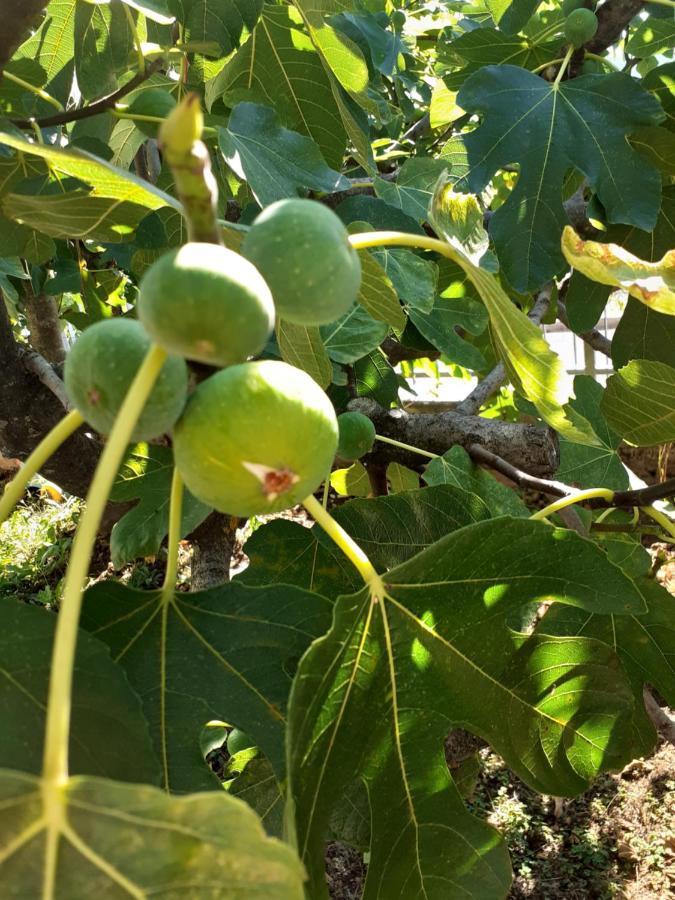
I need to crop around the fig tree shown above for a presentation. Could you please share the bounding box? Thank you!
[241,199,362,326]
[64,319,188,440]
[173,360,338,516]
[138,243,275,367]
[336,411,376,461]
[564,8,598,47]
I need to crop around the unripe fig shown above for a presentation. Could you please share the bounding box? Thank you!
[242,199,362,326]
[64,319,188,440]
[336,411,376,461]
[564,8,598,47]
[173,360,338,517]
[138,243,275,367]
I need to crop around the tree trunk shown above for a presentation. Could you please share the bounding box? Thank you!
[190,513,240,591]
[350,398,559,477]
[23,286,67,365]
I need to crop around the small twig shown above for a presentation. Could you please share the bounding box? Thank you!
[10,58,164,129]
[20,348,70,410]
[557,297,612,358]
[469,444,675,510]
[456,283,553,416]
[467,444,573,498]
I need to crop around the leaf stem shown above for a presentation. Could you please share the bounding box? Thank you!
[530,487,615,521]
[42,344,168,785]
[321,469,331,510]
[123,2,145,75]
[302,494,383,593]
[1,70,64,111]
[531,58,564,74]
[583,52,619,70]
[375,433,439,460]
[162,467,183,600]
[554,44,575,87]
[0,409,84,525]
[644,505,675,539]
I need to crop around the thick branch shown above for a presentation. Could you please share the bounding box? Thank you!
[19,348,69,409]
[467,444,572,497]
[190,513,239,590]
[11,58,164,129]
[587,0,645,53]
[557,297,612,358]
[455,283,553,416]
[381,336,440,365]
[0,1,48,73]
[349,398,560,476]
[23,284,67,365]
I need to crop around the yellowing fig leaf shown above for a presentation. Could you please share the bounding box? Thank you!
[562,226,675,316]
[0,770,304,898]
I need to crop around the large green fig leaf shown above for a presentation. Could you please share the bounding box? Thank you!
[109,445,211,569]
[168,0,263,55]
[288,518,647,898]
[0,771,304,898]
[206,4,346,168]
[0,599,159,785]
[218,102,348,207]
[455,67,664,291]
[80,581,331,793]
[241,484,492,595]
[541,536,675,753]
[602,359,675,446]
[440,25,561,84]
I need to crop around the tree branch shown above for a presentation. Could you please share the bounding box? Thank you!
[381,336,440,365]
[10,58,164,129]
[467,444,572,497]
[349,397,560,476]
[0,1,48,74]
[557,297,612,358]
[19,348,70,410]
[586,0,645,54]
[455,283,553,416]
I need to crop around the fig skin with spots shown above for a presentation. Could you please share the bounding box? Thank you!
[138,243,275,367]
[241,199,362,326]
[64,319,188,440]
[173,360,338,517]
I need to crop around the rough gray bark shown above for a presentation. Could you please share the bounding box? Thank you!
[350,397,560,477]
[587,0,644,53]
[23,286,67,365]
[190,513,239,591]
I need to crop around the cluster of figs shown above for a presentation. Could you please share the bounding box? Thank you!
[65,199,377,517]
